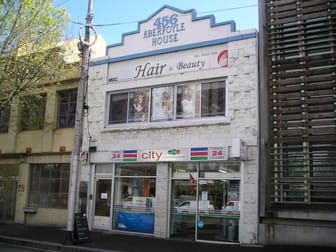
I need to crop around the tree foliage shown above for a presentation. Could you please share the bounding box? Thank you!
[0,0,69,109]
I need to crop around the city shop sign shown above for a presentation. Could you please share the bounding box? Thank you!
[143,14,186,47]
[110,147,230,163]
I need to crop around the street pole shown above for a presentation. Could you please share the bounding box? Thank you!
[65,0,93,244]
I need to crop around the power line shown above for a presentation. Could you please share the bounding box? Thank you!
[69,4,258,28]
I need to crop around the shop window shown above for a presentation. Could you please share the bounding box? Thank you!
[0,103,10,133]
[128,90,149,122]
[20,94,46,131]
[170,162,240,242]
[151,86,174,121]
[107,79,226,125]
[57,89,77,128]
[113,164,156,234]
[176,84,200,119]
[28,164,70,209]
[201,81,226,117]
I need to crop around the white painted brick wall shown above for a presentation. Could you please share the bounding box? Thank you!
[85,37,258,243]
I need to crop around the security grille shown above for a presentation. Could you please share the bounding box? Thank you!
[267,0,336,205]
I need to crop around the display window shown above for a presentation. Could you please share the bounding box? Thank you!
[112,164,156,234]
[170,162,240,243]
[128,89,149,122]
[107,79,226,125]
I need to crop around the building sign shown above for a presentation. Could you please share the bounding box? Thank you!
[111,146,229,162]
[143,13,186,47]
[108,46,228,83]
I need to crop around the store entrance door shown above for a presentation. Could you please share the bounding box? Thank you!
[93,178,112,230]
[170,162,240,243]
[196,179,239,242]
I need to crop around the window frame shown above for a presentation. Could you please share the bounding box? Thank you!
[28,163,70,209]
[57,89,77,128]
[20,94,47,131]
[106,78,226,127]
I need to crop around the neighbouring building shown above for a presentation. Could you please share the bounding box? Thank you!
[0,37,106,226]
[82,5,258,244]
[259,0,336,247]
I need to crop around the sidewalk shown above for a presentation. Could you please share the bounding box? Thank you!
[0,222,334,252]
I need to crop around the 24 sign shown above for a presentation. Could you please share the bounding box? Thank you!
[209,147,227,160]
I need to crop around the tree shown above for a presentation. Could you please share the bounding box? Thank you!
[0,0,69,109]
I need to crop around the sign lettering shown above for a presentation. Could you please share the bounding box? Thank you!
[143,14,186,47]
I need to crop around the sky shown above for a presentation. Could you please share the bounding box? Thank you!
[53,0,259,46]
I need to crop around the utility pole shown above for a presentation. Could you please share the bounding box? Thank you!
[65,0,93,244]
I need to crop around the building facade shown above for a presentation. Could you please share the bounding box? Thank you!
[0,37,106,226]
[82,6,258,244]
[259,0,336,246]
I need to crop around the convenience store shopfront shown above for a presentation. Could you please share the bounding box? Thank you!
[84,5,258,245]
[91,146,243,243]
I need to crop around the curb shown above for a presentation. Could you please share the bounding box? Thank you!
[0,235,118,252]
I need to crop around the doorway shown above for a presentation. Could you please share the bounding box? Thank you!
[170,162,240,243]
[0,165,18,222]
[93,178,112,230]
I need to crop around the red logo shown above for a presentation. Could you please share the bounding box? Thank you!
[217,50,228,67]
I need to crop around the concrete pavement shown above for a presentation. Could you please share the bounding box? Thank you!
[0,222,334,252]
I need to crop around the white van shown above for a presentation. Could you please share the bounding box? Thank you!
[176,200,214,212]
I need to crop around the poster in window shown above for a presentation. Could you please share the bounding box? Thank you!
[128,90,149,122]
[181,85,196,118]
[151,86,174,121]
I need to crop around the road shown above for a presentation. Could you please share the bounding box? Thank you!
[0,242,52,252]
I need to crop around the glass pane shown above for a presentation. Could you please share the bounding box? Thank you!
[51,167,61,178]
[58,89,77,128]
[40,180,49,193]
[172,163,197,177]
[58,194,68,209]
[197,179,239,242]
[41,166,51,178]
[200,162,240,174]
[170,180,196,239]
[115,164,156,176]
[201,81,225,117]
[95,165,113,174]
[29,164,70,209]
[94,179,112,217]
[28,192,39,206]
[128,90,149,122]
[176,84,200,119]
[109,93,128,124]
[60,179,69,193]
[48,194,58,208]
[31,167,40,178]
[151,86,174,121]
[113,165,156,234]
[39,193,48,207]
[49,179,60,192]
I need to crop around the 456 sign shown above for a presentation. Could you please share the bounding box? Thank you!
[153,14,178,28]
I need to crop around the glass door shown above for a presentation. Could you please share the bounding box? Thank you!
[196,179,239,242]
[93,178,112,230]
[170,162,240,243]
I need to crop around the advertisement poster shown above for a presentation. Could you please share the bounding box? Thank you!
[128,90,149,122]
[151,86,174,121]
[177,84,198,119]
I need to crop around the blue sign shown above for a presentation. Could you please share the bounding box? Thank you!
[117,211,154,233]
